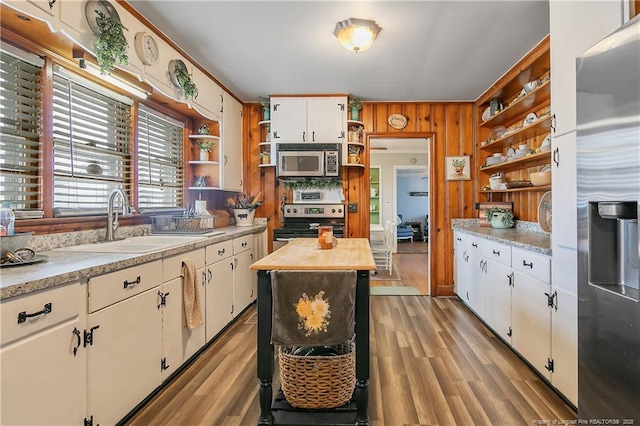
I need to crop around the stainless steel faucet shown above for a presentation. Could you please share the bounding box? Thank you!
[106,187,131,241]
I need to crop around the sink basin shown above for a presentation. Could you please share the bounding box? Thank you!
[56,235,207,254]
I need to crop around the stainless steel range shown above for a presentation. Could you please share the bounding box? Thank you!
[273,203,345,250]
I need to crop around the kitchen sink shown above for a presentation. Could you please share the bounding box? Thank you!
[56,234,209,254]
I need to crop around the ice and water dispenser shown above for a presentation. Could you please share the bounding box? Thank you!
[589,201,639,297]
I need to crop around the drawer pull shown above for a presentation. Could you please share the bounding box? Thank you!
[522,260,534,269]
[218,248,225,255]
[456,237,462,241]
[492,249,500,256]
[472,243,478,248]
[17,302,52,324]
[242,241,248,247]
[123,275,141,289]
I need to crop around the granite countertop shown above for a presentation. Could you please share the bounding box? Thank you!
[452,224,551,255]
[0,224,267,300]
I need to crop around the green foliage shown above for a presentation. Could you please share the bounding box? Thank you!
[348,94,362,110]
[260,96,270,109]
[348,145,360,155]
[485,208,515,227]
[95,10,129,75]
[451,158,466,168]
[197,139,214,152]
[174,63,198,100]
[282,178,342,191]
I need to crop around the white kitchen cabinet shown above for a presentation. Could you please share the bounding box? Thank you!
[467,251,485,318]
[551,286,578,405]
[551,131,577,250]
[511,247,552,381]
[549,0,625,136]
[204,240,235,341]
[0,282,86,426]
[161,249,206,378]
[233,235,257,315]
[270,96,347,144]
[454,232,470,303]
[484,258,513,344]
[221,91,243,191]
[86,286,162,425]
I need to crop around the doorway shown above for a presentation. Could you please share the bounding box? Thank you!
[367,133,433,295]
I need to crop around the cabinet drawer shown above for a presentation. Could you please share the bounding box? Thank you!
[233,235,254,254]
[163,248,205,282]
[1,281,81,346]
[454,231,467,247]
[467,235,484,254]
[483,240,511,267]
[88,260,162,313]
[206,240,234,264]
[512,248,551,283]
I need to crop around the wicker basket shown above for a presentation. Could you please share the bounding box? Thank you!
[278,342,355,409]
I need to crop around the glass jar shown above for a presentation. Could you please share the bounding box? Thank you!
[317,225,334,249]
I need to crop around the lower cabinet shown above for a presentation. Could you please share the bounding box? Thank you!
[86,286,163,425]
[1,230,265,425]
[0,281,86,425]
[453,230,574,404]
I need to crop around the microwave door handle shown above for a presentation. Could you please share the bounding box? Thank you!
[312,131,315,142]
[302,131,305,142]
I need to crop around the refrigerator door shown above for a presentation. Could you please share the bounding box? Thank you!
[576,15,640,421]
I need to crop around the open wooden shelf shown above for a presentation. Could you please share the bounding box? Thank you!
[481,184,551,194]
[479,151,551,174]
[480,115,552,151]
[479,80,550,128]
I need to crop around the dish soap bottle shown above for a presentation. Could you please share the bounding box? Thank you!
[0,202,15,235]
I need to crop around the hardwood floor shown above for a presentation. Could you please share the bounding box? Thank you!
[127,291,576,425]
[371,243,429,295]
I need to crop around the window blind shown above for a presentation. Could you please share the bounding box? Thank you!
[0,50,42,210]
[52,69,132,214]
[137,104,184,210]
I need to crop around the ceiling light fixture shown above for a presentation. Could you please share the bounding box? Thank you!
[334,18,381,53]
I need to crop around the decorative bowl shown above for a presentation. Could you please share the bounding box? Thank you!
[0,232,34,258]
[530,169,551,186]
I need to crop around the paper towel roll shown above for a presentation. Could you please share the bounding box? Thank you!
[195,200,208,214]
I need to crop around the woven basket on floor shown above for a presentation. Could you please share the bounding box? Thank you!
[278,342,355,409]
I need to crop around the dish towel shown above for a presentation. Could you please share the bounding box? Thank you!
[182,259,203,330]
[271,270,356,346]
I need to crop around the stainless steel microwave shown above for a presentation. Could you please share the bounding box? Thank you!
[276,143,341,177]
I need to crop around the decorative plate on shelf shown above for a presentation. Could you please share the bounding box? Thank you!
[168,59,187,88]
[538,191,552,234]
[85,0,120,36]
[387,114,407,129]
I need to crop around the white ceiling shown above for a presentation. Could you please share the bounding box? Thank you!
[128,1,550,103]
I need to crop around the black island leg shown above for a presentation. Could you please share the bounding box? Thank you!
[257,270,274,425]
[355,269,370,425]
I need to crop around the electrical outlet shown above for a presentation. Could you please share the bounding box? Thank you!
[348,203,358,213]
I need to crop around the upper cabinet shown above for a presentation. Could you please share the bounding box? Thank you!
[475,36,552,218]
[221,92,243,191]
[270,96,347,144]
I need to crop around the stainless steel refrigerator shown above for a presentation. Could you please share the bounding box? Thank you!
[577,15,640,421]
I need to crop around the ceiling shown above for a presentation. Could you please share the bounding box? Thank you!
[127,1,550,103]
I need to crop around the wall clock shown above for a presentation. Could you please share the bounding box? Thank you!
[388,113,407,130]
[134,31,159,65]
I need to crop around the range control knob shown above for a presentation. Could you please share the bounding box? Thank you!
[338,208,343,213]
[293,209,298,213]
[331,208,336,213]
[285,208,291,213]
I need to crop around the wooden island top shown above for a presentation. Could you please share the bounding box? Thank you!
[250,238,376,271]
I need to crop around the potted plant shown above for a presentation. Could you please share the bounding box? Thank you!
[348,145,361,164]
[485,207,515,229]
[94,10,129,75]
[349,125,362,142]
[259,151,271,164]
[198,124,210,135]
[197,139,214,161]
[348,95,362,121]
[260,96,270,121]
[451,158,466,177]
[173,62,198,100]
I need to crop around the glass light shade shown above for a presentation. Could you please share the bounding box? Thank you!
[334,18,381,53]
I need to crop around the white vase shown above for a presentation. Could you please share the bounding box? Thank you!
[199,150,209,161]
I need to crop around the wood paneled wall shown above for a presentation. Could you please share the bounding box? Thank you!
[243,101,475,297]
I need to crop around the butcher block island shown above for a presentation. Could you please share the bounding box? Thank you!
[250,238,376,425]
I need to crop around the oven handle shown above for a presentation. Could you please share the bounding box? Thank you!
[275,238,295,242]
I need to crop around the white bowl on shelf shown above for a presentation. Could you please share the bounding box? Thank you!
[486,156,503,166]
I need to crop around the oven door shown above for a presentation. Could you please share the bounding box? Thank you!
[277,151,324,177]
